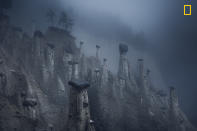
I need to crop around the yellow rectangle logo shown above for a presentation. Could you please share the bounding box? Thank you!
[184,5,191,15]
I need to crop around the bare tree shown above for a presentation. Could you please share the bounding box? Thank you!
[58,11,73,32]
[46,9,56,26]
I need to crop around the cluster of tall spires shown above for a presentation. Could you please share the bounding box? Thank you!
[0,14,193,131]
[0,35,180,131]
[66,41,180,131]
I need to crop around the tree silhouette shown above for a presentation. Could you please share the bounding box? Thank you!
[46,9,56,26]
[0,0,12,14]
[58,11,73,32]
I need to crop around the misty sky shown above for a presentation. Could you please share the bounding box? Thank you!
[7,0,197,126]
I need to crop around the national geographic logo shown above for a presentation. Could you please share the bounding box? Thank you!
[184,0,192,15]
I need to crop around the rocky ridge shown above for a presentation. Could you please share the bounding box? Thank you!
[0,15,196,131]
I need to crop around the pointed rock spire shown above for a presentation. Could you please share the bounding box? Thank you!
[94,68,100,78]
[96,45,100,59]
[169,86,179,108]
[67,80,96,131]
[138,58,144,80]
[101,58,108,85]
[169,86,179,131]
[118,43,129,79]
[79,41,84,56]
[103,58,107,66]
[68,60,79,80]
[31,20,36,37]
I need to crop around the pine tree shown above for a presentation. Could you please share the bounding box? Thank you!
[0,0,12,14]
[58,11,73,32]
[46,9,56,26]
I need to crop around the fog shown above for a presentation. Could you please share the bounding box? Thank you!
[8,0,197,127]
